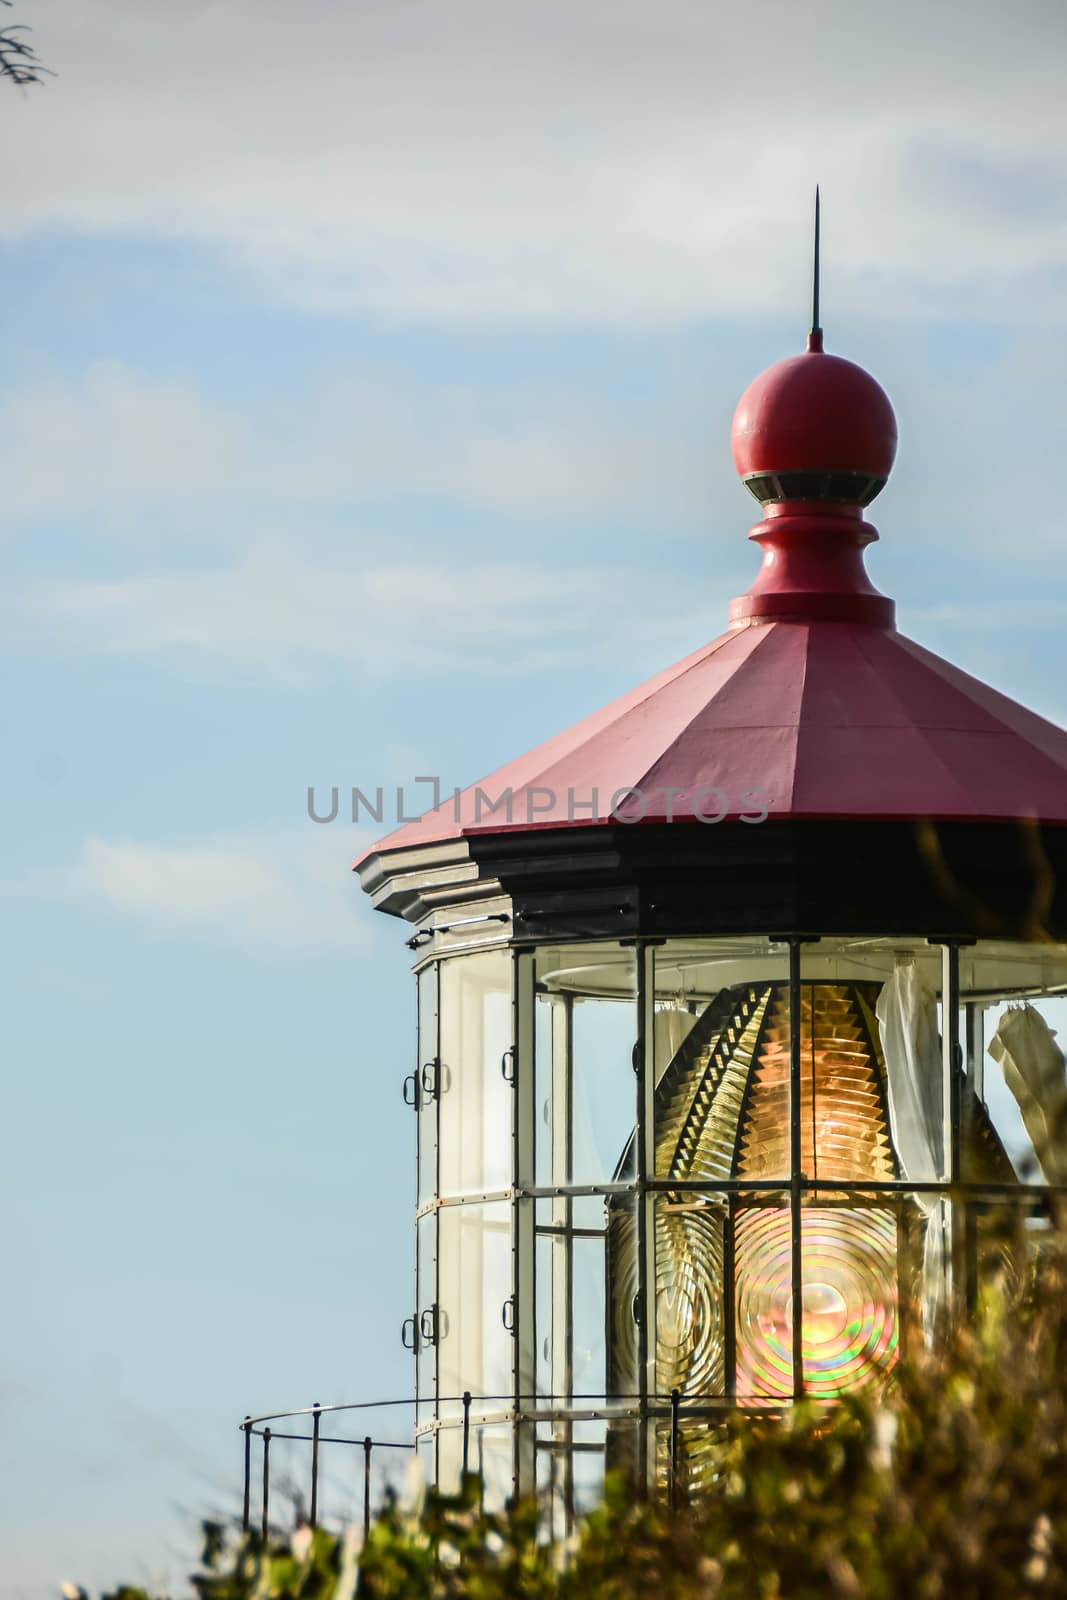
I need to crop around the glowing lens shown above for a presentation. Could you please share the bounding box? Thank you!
[735,1207,898,1400]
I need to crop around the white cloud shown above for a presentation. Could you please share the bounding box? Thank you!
[0,360,722,532]
[4,545,724,680]
[6,0,1067,325]
[2,331,1063,566]
[0,363,258,523]
[62,826,370,953]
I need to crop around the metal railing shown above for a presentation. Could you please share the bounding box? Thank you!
[241,1397,419,1542]
[239,1389,733,1539]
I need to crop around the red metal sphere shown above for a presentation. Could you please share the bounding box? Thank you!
[731,342,897,484]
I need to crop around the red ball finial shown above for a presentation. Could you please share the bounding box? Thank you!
[731,342,897,509]
[728,196,898,628]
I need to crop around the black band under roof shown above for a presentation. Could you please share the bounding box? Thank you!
[742,469,887,507]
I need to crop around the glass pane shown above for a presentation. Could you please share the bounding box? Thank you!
[734,1187,923,1406]
[960,940,1067,1187]
[573,1233,608,1401]
[534,993,555,1187]
[417,964,437,1206]
[732,1197,793,1403]
[734,1196,898,1403]
[417,1214,435,1418]
[535,1424,570,1543]
[535,944,636,1187]
[415,1427,435,1472]
[415,1432,432,1492]
[536,1419,638,1542]
[535,1197,574,1406]
[437,1201,512,1418]
[573,1001,637,1183]
[797,937,950,1193]
[435,1423,462,1496]
[653,938,790,1181]
[654,1417,729,1500]
[793,937,1067,1194]
[654,1193,728,1401]
[535,1193,632,1410]
[475,1424,513,1510]
[960,1192,1055,1314]
[797,1200,899,1398]
[437,1421,513,1506]
[604,1194,638,1405]
[438,951,513,1198]
[785,938,914,1189]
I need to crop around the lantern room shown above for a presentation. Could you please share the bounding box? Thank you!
[355,312,1067,1525]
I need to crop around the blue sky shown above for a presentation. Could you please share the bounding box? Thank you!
[2,0,1067,1592]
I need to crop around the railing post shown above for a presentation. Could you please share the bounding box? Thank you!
[242,1418,252,1533]
[310,1402,321,1529]
[363,1437,373,1540]
[462,1391,471,1476]
[261,1427,272,1543]
[669,1389,680,1511]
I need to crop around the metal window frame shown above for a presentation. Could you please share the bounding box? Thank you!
[940,940,964,1314]
[549,990,575,1522]
[413,929,1056,1509]
[513,947,536,1496]
[636,941,657,1488]
[414,959,440,1469]
[789,937,805,1400]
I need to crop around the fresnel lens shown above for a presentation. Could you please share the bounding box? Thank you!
[629,983,912,1404]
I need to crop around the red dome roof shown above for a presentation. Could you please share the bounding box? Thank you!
[357,622,1067,864]
[731,342,897,485]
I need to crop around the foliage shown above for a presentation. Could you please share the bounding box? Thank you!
[1,0,51,87]
[85,1217,1067,1599]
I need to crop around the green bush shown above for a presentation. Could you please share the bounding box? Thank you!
[92,1218,1067,1599]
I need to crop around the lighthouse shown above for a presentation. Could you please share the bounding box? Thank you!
[355,274,1067,1525]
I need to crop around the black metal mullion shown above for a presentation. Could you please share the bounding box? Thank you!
[512,948,536,1497]
[634,943,653,1489]
[788,939,804,1401]
[943,942,966,1316]
[723,1196,736,1400]
[429,962,441,1482]
[562,992,575,1529]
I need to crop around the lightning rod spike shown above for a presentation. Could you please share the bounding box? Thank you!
[808,185,823,352]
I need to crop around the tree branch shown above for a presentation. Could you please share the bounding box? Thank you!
[0,0,52,88]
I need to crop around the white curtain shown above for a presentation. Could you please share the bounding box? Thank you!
[988,1005,1067,1183]
[875,959,946,1340]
